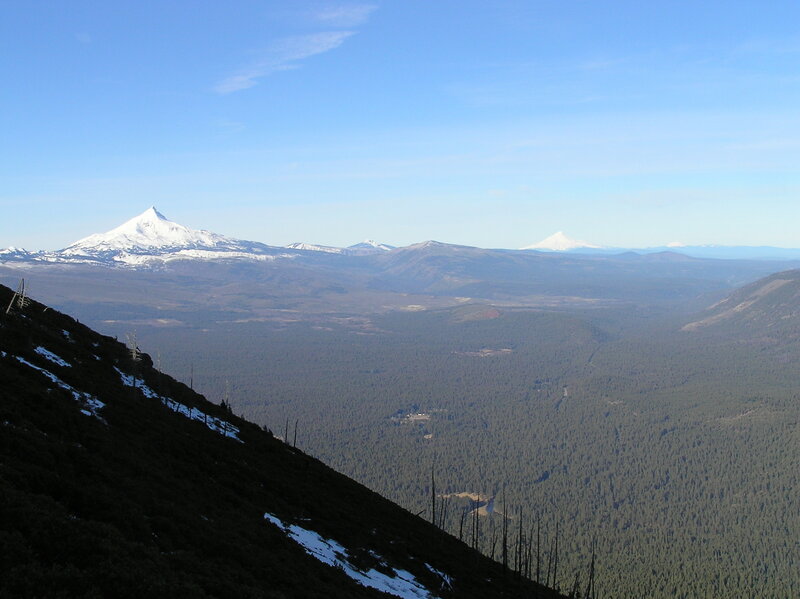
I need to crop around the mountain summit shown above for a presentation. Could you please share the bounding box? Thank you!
[521,231,601,252]
[0,207,293,267]
[348,239,395,252]
[62,207,233,255]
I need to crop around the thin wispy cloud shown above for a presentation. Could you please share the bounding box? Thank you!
[312,4,376,27]
[214,4,377,95]
[215,31,355,94]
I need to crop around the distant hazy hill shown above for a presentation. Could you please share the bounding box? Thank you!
[0,284,567,599]
[682,268,800,340]
[3,208,797,310]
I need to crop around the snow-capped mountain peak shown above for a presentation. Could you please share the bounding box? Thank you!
[347,239,395,252]
[521,231,601,252]
[62,207,231,255]
[2,207,299,267]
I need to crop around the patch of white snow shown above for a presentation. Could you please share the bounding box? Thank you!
[115,367,241,441]
[34,346,71,367]
[424,564,454,592]
[14,356,105,420]
[285,242,345,254]
[264,513,437,599]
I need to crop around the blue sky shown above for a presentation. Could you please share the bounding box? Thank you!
[2,1,800,250]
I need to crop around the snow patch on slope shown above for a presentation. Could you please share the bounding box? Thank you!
[264,512,440,599]
[109,249,292,266]
[34,346,71,367]
[115,368,241,441]
[15,356,105,419]
[286,242,345,254]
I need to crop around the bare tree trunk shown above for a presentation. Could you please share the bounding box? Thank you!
[502,487,508,574]
[489,520,497,561]
[516,506,524,577]
[570,572,580,598]
[431,464,436,526]
[536,514,541,583]
[585,538,596,599]
[553,520,560,591]
[526,535,531,580]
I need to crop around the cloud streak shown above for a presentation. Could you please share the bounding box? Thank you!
[312,4,376,27]
[215,31,354,94]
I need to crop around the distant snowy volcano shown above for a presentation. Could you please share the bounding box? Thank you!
[62,207,232,255]
[3,207,293,267]
[521,231,601,252]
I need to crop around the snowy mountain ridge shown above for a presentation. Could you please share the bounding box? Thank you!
[5,208,800,267]
[2,207,291,267]
[285,239,395,255]
[285,242,346,254]
[0,207,394,268]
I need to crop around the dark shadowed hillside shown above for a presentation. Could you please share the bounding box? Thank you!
[0,283,569,599]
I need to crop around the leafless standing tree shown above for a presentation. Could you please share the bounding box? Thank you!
[126,331,141,389]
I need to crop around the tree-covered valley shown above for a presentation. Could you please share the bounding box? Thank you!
[116,297,800,598]
[1,283,572,599]
[4,250,800,597]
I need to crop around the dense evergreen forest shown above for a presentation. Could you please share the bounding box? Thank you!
[120,302,800,599]
[0,284,569,599]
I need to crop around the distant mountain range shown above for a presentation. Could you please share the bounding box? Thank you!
[521,231,800,260]
[286,239,396,255]
[0,208,394,267]
[4,208,800,267]
[4,208,800,328]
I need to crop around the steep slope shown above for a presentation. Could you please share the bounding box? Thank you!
[0,284,567,599]
[682,268,800,340]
